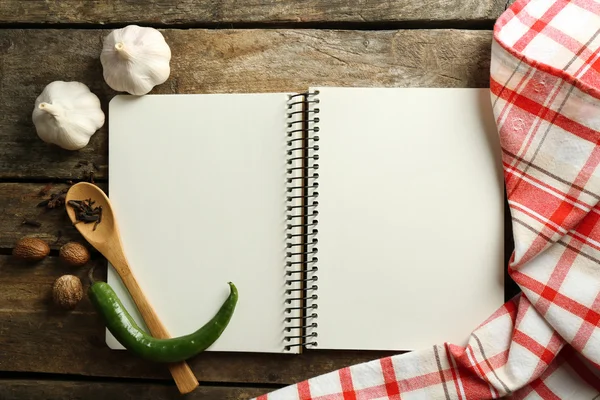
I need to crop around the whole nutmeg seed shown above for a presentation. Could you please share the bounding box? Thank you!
[52,275,83,310]
[13,237,50,261]
[59,242,91,267]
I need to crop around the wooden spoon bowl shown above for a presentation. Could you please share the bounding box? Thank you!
[65,182,115,247]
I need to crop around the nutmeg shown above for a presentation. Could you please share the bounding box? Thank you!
[13,237,50,261]
[52,275,83,310]
[59,242,91,267]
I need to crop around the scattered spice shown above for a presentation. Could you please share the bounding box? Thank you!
[68,198,103,230]
[75,160,97,182]
[37,187,69,209]
[13,237,50,261]
[21,219,42,228]
[37,183,53,197]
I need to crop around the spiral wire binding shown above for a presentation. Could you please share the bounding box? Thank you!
[284,90,320,351]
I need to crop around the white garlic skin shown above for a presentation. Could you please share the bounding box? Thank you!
[32,81,105,151]
[100,25,171,96]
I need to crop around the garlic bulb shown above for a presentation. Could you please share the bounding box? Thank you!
[100,25,171,95]
[32,81,105,150]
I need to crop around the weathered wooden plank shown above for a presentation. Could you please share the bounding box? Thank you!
[0,380,272,400]
[0,1,507,25]
[0,254,395,383]
[0,29,492,179]
[0,183,103,250]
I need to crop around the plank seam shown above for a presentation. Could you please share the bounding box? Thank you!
[0,20,496,31]
[0,178,107,184]
[0,371,286,389]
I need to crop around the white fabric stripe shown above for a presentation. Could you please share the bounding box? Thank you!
[510,77,565,171]
[495,65,537,133]
[504,165,592,212]
[574,45,600,78]
[571,230,600,250]
[509,200,569,234]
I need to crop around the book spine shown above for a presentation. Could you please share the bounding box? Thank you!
[284,91,320,351]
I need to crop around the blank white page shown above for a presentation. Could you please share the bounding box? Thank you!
[107,93,290,353]
[314,87,504,350]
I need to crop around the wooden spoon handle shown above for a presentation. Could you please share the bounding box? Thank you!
[112,254,199,394]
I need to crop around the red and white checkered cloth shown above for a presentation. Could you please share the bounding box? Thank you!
[255,1,600,398]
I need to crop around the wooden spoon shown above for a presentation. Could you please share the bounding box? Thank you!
[65,182,199,394]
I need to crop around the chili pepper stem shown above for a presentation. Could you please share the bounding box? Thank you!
[88,265,97,285]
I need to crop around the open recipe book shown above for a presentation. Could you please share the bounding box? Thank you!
[107,87,505,354]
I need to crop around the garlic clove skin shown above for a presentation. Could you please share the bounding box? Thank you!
[32,81,105,151]
[100,25,171,96]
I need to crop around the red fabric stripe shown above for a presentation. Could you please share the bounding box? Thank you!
[532,381,562,400]
[531,332,564,380]
[576,38,600,76]
[513,295,531,328]
[571,0,600,14]
[536,236,582,316]
[448,343,501,399]
[445,344,464,400]
[572,290,600,351]
[547,200,575,228]
[511,329,564,381]
[576,209,600,237]
[339,368,356,400]
[379,357,401,399]
[515,9,590,59]
[257,395,268,400]
[573,5,600,87]
[508,179,590,233]
[503,161,592,210]
[509,202,563,235]
[312,393,345,400]
[397,369,447,391]
[511,271,600,329]
[490,77,600,144]
[580,46,600,89]
[510,351,566,400]
[508,0,528,17]
[298,380,312,400]
[466,345,491,383]
[512,0,570,52]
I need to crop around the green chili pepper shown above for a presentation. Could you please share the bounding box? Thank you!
[88,278,237,363]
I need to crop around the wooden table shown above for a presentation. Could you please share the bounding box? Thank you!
[0,1,517,398]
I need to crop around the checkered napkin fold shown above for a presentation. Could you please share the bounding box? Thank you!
[255,0,600,398]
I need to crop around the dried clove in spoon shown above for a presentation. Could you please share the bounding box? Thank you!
[67,198,103,231]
